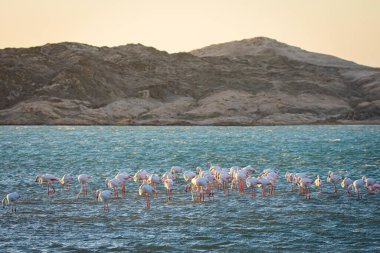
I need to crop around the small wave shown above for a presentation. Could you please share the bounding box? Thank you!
[328,138,341,142]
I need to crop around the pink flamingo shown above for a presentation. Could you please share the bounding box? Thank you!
[96,190,113,212]
[139,183,157,209]
[35,174,60,196]
[2,192,21,212]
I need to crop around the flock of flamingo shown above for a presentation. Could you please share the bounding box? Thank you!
[2,163,380,212]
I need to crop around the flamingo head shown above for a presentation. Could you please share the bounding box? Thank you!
[35,176,40,182]
[95,190,101,200]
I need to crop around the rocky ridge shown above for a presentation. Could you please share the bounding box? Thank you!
[1,37,379,125]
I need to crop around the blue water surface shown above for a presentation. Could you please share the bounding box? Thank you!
[0,125,379,252]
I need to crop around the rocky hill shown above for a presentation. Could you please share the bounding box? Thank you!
[1,37,379,125]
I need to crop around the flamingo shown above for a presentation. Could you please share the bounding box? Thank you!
[233,169,249,194]
[171,166,183,183]
[133,170,149,186]
[147,174,161,196]
[96,190,113,212]
[246,177,260,197]
[105,178,122,197]
[183,171,197,182]
[299,177,314,199]
[363,176,377,193]
[164,179,174,202]
[261,170,278,195]
[218,171,231,194]
[242,165,257,175]
[35,174,60,196]
[115,171,132,197]
[257,177,273,197]
[191,177,208,202]
[196,166,204,175]
[285,172,296,191]
[161,171,173,182]
[372,182,380,192]
[2,192,21,212]
[59,174,74,190]
[341,177,353,194]
[327,171,342,193]
[315,175,323,192]
[77,174,92,198]
[139,183,157,209]
[352,179,365,199]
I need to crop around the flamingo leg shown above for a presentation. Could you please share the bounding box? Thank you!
[262,185,266,197]
[145,193,149,209]
[122,183,126,197]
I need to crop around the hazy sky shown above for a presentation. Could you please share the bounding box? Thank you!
[1,0,379,67]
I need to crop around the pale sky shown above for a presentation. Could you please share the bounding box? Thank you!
[0,0,379,67]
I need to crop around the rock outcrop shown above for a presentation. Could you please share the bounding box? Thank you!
[1,37,379,125]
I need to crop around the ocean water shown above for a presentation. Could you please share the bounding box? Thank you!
[0,125,379,252]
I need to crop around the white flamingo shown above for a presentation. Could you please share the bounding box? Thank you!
[191,177,208,202]
[363,176,377,193]
[2,192,21,212]
[246,177,260,197]
[183,171,197,182]
[261,170,278,195]
[341,177,353,194]
[147,174,161,196]
[105,178,122,197]
[327,171,342,193]
[133,169,149,185]
[299,177,314,199]
[257,177,273,197]
[60,174,74,190]
[285,172,296,191]
[35,174,60,196]
[96,190,113,212]
[218,171,231,194]
[315,175,323,192]
[171,166,183,183]
[115,171,132,197]
[164,179,174,202]
[161,171,173,182]
[232,169,249,193]
[352,178,365,199]
[77,174,92,198]
[139,183,157,209]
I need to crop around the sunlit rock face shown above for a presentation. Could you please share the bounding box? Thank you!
[1,38,379,125]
